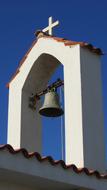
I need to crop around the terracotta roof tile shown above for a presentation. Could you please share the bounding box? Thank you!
[0,144,107,180]
[40,35,103,55]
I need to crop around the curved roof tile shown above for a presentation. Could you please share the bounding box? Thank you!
[0,144,106,180]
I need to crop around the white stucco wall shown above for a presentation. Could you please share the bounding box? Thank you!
[8,81,22,148]
[64,45,84,167]
[80,48,106,172]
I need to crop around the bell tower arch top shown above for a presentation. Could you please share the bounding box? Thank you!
[7,31,106,172]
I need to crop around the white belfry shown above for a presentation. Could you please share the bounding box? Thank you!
[42,16,59,35]
[7,28,106,174]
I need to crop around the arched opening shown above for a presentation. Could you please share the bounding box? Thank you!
[42,64,65,160]
[21,53,65,159]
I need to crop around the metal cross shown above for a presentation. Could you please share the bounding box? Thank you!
[42,16,59,35]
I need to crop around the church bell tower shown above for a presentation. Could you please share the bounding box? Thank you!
[7,17,106,173]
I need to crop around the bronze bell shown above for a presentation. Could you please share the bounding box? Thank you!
[39,90,64,117]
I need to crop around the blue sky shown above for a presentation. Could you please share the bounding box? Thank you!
[0,0,107,160]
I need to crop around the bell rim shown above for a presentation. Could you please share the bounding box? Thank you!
[39,107,64,117]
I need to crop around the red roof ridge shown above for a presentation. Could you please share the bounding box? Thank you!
[6,34,104,88]
[0,144,107,180]
[38,35,103,55]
